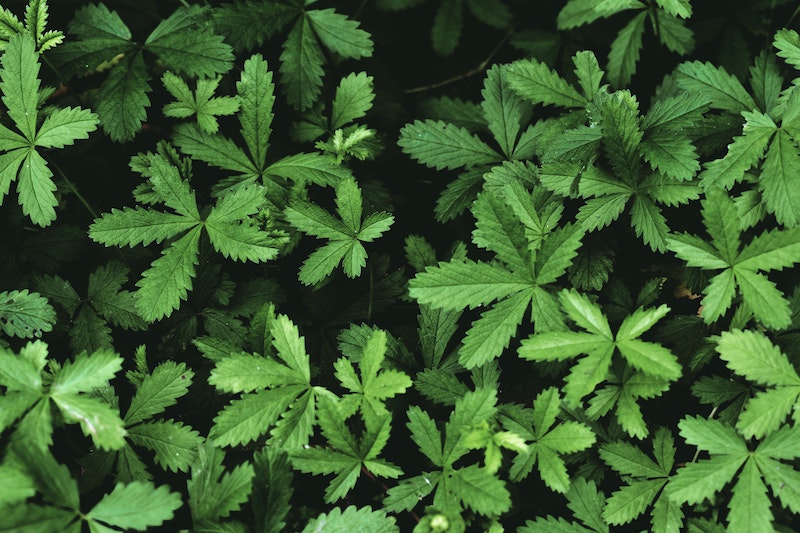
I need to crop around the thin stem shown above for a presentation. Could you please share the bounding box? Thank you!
[50,158,98,219]
[405,28,514,94]
[367,263,374,321]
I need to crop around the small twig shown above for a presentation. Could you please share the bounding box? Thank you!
[405,28,514,94]
[50,158,98,219]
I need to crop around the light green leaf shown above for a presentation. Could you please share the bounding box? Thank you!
[398,119,500,170]
[481,63,531,157]
[300,506,398,533]
[459,289,532,368]
[187,442,255,522]
[0,289,55,338]
[676,61,757,114]
[52,394,126,450]
[51,349,122,396]
[135,226,202,322]
[95,52,151,142]
[280,16,324,111]
[559,288,612,337]
[774,28,800,70]
[331,72,374,130]
[607,12,646,87]
[35,106,98,148]
[409,259,529,310]
[125,361,193,425]
[759,129,800,227]
[306,8,373,59]
[127,420,203,473]
[506,57,587,108]
[666,454,745,505]
[699,111,775,190]
[88,482,181,531]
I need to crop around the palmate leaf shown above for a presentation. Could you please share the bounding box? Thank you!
[90,154,282,322]
[716,329,800,438]
[0,341,126,451]
[0,33,98,226]
[519,289,679,408]
[285,175,393,285]
[290,395,401,503]
[501,388,595,492]
[601,428,681,530]
[162,72,240,134]
[668,187,800,328]
[210,309,320,449]
[187,442,255,523]
[668,419,800,531]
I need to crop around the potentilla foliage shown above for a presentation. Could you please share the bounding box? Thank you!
[1,0,800,531]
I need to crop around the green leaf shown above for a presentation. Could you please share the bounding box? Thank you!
[135,227,201,322]
[300,506,398,533]
[331,72,374,130]
[656,0,691,18]
[698,110,775,190]
[409,259,529,310]
[237,53,275,170]
[774,28,800,70]
[481,63,532,158]
[187,442,255,522]
[144,6,233,77]
[0,289,55,338]
[458,289,532,368]
[573,50,604,100]
[124,361,193,425]
[127,420,202,473]
[760,129,800,227]
[450,464,511,515]
[51,349,122,396]
[676,61,756,114]
[12,441,80,509]
[210,387,298,447]
[87,482,181,531]
[286,176,392,285]
[507,58,587,108]
[95,52,151,142]
[398,119,500,170]
[0,33,39,140]
[306,8,373,59]
[172,122,256,176]
[280,15,325,111]
[162,72,239,135]
[52,394,126,451]
[607,11,646,88]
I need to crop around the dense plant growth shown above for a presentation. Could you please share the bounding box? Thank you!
[1,0,800,531]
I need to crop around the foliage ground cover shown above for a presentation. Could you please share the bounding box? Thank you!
[1,0,800,531]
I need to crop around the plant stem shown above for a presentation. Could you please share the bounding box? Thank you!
[51,158,98,219]
[405,28,514,94]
